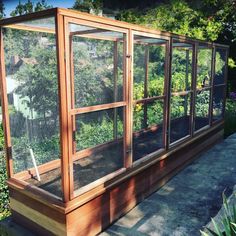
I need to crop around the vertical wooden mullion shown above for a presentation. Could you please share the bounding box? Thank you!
[210,46,216,125]
[190,43,198,137]
[69,35,77,154]
[222,48,229,119]
[184,49,189,117]
[124,29,133,168]
[163,41,170,149]
[113,41,118,139]
[166,38,173,148]
[55,13,71,202]
[0,27,13,178]
[143,46,149,128]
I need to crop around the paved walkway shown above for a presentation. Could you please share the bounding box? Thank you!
[101,133,236,236]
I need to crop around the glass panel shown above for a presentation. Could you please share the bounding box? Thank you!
[69,23,124,108]
[196,46,212,90]
[195,89,210,131]
[133,43,145,100]
[75,108,123,151]
[73,108,124,191]
[133,100,164,162]
[147,45,166,97]
[133,35,166,100]
[170,94,191,143]
[213,86,225,120]
[171,41,193,92]
[3,18,61,197]
[214,48,227,85]
[14,17,55,31]
[73,140,123,190]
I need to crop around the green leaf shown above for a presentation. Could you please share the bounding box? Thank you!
[200,230,210,236]
[212,218,223,236]
[204,226,219,236]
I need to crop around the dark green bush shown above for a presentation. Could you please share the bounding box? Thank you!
[0,124,10,220]
[224,99,236,137]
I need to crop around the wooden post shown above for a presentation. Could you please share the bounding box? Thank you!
[113,41,118,139]
[55,13,71,202]
[222,48,229,119]
[124,29,133,168]
[143,46,149,128]
[0,28,13,178]
[184,49,189,117]
[166,38,173,148]
[209,46,216,125]
[190,43,198,136]
[163,41,170,149]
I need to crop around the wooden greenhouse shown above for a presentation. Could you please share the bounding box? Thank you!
[0,8,229,236]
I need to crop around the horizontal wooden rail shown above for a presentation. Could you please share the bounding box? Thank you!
[70,101,126,115]
[134,95,165,104]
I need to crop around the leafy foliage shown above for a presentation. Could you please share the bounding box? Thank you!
[200,192,236,236]
[10,0,52,16]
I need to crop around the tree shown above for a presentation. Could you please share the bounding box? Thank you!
[73,0,103,15]
[10,0,52,16]
[0,1,5,19]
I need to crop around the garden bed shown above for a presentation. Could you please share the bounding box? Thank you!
[26,116,209,197]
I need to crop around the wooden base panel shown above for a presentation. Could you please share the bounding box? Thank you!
[9,125,224,236]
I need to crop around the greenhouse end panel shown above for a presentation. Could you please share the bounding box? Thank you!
[0,8,229,236]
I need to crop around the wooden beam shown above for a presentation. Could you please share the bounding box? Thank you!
[190,43,197,136]
[143,45,149,128]
[166,38,173,148]
[70,28,109,36]
[55,13,70,203]
[222,48,229,119]
[124,29,133,168]
[184,49,189,117]
[113,41,118,139]
[4,24,55,34]
[134,95,165,104]
[0,8,57,26]
[162,41,169,150]
[70,101,126,115]
[64,17,75,200]
[0,28,13,177]
[210,47,216,125]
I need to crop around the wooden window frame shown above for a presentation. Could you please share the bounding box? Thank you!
[64,16,130,199]
[131,31,169,164]
[193,43,213,134]
[169,38,196,147]
[211,46,229,125]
